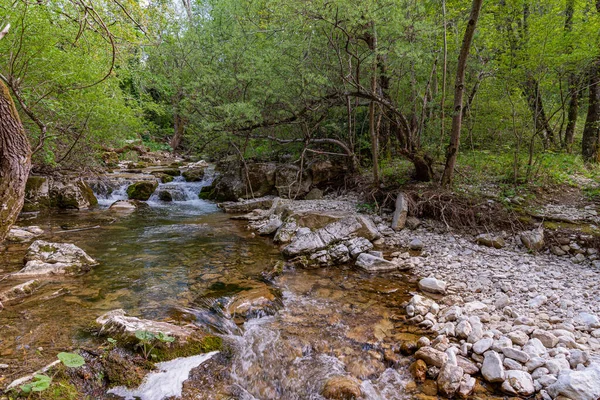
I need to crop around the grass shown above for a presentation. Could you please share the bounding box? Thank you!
[455,150,600,189]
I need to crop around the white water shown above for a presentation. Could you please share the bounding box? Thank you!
[107,351,219,400]
[95,166,216,210]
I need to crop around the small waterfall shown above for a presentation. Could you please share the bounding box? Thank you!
[93,180,132,206]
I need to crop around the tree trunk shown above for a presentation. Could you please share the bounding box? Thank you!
[564,74,579,152]
[523,76,555,147]
[0,80,31,241]
[368,23,380,185]
[441,0,484,187]
[582,60,600,161]
[170,113,185,152]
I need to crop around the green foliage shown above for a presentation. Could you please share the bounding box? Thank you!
[20,374,51,394]
[134,330,175,360]
[57,352,85,368]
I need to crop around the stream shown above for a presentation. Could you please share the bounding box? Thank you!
[0,173,432,399]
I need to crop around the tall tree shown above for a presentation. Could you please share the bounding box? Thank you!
[0,25,31,241]
[441,0,484,187]
[582,1,600,161]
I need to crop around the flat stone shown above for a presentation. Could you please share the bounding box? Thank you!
[355,253,398,273]
[503,347,531,363]
[418,277,447,294]
[0,280,41,302]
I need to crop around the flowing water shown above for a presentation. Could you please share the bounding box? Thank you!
[0,172,434,399]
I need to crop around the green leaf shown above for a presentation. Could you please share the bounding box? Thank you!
[20,374,51,393]
[107,338,117,344]
[135,330,155,341]
[57,352,85,368]
[155,332,175,343]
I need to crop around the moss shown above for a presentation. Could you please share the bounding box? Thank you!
[543,221,560,230]
[150,335,223,362]
[101,350,149,388]
[79,182,98,207]
[126,181,158,201]
[39,244,58,252]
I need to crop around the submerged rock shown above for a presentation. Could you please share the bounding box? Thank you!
[109,200,144,212]
[6,226,43,242]
[15,240,97,276]
[0,280,41,303]
[321,375,362,400]
[227,285,282,320]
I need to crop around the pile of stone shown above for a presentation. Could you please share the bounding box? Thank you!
[220,197,414,273]
[406,281,600,399]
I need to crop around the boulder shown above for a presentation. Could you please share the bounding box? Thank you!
[22,175,51,212]
[309,160,346,188]
[181,167,205,182]
[520,228,545,251]
[158,190,173,202]
[547,364,600,400]
[321,375,361,400]
[409,238,424,251]
[126,181,158,201]
[391,193,408,231]
[418,277,447,294]
[476,233,505,249]
[283,216,378,257]
[15,240,97,276]
[355,253,398,273]
[48,179,98,209]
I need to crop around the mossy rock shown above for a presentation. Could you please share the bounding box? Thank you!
[151,172,174,183]
[126,181,158,201]
[158,190,173,202]
[182,168,205,182]
[152,168,180,177]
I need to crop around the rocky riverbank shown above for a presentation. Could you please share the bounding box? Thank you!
[222,193,600,399]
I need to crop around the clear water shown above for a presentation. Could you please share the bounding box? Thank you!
[0,175,450,399]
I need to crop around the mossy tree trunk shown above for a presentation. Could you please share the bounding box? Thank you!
[0,80,31,241]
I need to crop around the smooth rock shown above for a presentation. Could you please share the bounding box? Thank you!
[418,277,447,294]
[355,253,398,273]
[482,351,505,383]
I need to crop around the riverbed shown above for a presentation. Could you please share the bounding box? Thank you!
[0,182,446,399]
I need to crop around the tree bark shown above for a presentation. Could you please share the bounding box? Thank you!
[441,0,484,187]
[523,76,555,147]
[0,80,31,241]
[582,60,600,161]
[368,23,380,185]
[170,113,185,152]
[564,74,578,152]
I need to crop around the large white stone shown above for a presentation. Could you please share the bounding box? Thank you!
[418,277,447,294]
[547,364,600,400]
